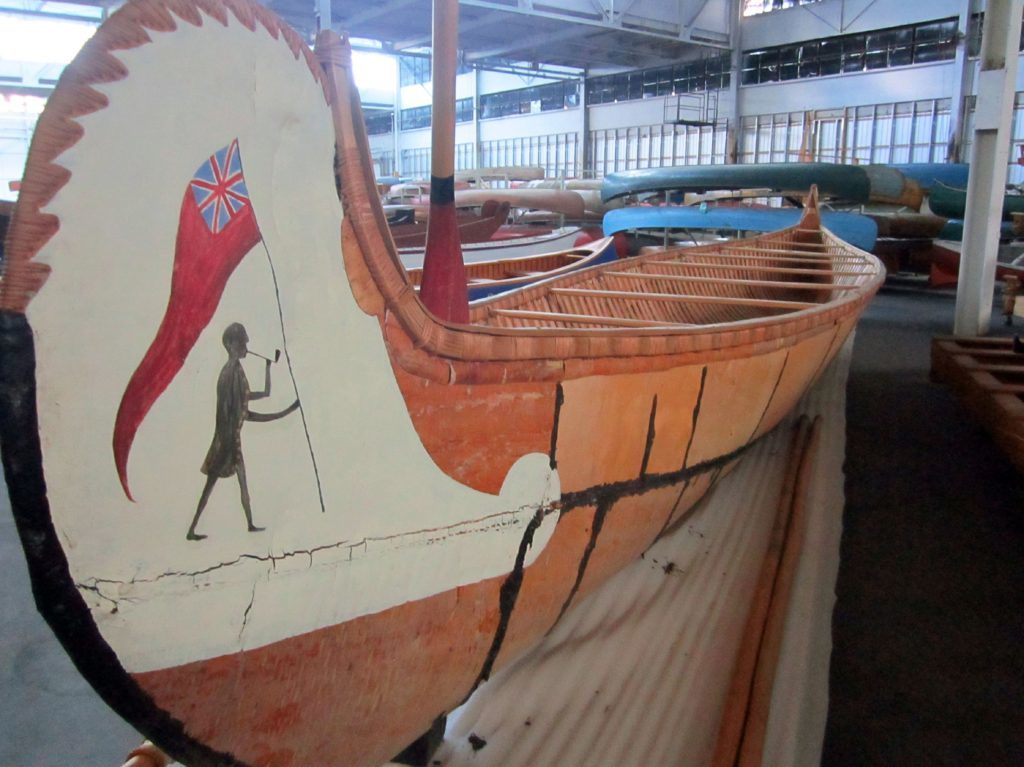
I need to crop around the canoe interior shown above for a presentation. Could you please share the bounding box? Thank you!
[467,227,879,329]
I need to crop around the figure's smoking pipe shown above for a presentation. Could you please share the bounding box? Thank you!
[249,349,281,363]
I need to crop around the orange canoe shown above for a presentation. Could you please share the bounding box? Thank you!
[0,2,883,766]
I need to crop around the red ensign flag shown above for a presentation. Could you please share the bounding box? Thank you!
[113,139,262,500]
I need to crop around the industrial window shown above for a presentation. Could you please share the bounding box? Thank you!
[741,18,958,85]
[365,110,394,135]
[398,98,474,131]
[455,98,474,123]
[912,20,957,63]
[398,56,472,87]
[479,81,579,119]
[399,56,430,87]
[586,55,732,105]
[400,105,430,130]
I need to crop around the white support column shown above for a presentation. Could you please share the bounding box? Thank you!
[315,0,331,32]
[579,73,589,177]
[393,60,403,176]
[954,0,1024,337]
[725,0,741,164]
[946,0,974,162]
[473,67,482,169]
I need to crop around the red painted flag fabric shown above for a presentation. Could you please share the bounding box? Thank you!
[113,139,262,500]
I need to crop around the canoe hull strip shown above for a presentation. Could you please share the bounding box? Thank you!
[125,319,854,767]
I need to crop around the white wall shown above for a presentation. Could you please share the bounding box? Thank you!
[478,107,581,141]
[589,90,738,131]
[367,133,393,157]
[395,122,480,151]
[400,71,477,109]
[476,70,567,96]
[589,98,671,132]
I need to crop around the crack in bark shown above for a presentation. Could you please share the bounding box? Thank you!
[239,582,258,642]
[74,501,557,598]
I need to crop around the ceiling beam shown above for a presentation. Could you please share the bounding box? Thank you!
[472,61,583,80]
[458,0,724,48]
[391,10,503,50]
[683,0,714,28]
[0,5,103,22]
[464,23,592,62]
[340,0,416,28]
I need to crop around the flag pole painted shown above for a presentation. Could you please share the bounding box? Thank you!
[418,0,470,324]
[254,240,326,513]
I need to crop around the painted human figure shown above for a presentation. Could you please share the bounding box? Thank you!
[187,322,299,541]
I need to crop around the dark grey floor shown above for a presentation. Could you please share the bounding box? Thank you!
[0,491,143,765]
[2,286,1023,766]
[823,287,1024,766]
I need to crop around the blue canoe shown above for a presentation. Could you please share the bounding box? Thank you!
[603,206,878,252]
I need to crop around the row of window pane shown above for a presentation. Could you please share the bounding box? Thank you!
[366,111,393,135]
[479,81,579,119]
[586,55,731,105]
[741,18,957,85]
[398,98,475,131]
[399,55,472,87]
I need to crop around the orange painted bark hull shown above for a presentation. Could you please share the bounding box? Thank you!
[127,322,855,767]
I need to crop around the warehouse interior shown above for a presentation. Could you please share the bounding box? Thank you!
[1,0,1024,765]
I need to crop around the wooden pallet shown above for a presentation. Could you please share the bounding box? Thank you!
[931,336,1024,472]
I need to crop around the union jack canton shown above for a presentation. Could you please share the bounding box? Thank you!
[190,139,252,234]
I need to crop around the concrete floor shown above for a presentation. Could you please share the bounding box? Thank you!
[0,491,143,765]
[823,287,1024,766]
[1,286,1022,766]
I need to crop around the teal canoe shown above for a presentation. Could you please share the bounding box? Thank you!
[891,163,969,191]
[601,162,872,204]
[928,181,1024,221]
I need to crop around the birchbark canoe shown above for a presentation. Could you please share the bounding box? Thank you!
[0,2,883,766]
[405,235,618,300]
[388,187,588,220]
[388,199,511,249]
[398,224,587,267]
